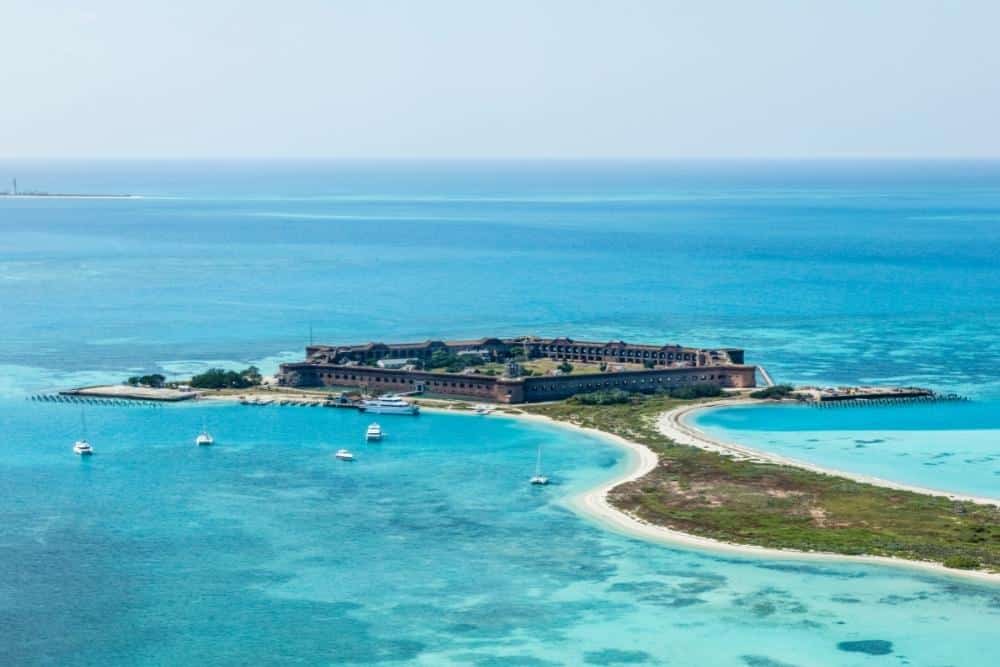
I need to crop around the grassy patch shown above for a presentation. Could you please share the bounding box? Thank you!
[524,394,1000,571]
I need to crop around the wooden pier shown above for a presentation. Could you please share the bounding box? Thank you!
[795,386,968,407]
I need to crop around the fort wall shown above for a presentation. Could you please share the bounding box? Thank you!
[279,336,756,403]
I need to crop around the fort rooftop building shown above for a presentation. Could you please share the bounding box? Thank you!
[278,336,756,404]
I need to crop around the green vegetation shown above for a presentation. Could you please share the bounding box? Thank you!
[524,394,999,571]
[661,383,723,400]
[428,350,485,373]
[126,373,165,388]
[190,366,262,389]
[943,555,982,570]
[750,384,796,399]
[572,389,634,405]
[558,361,574,373]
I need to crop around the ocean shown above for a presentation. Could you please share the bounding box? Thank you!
[1,159,998,665]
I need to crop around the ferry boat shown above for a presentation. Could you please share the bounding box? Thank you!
[360,395,419,415]
[365,423,383,441]
[530,446,549,485]
[335,448,355,461]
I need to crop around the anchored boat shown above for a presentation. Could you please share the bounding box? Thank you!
[361,395,419,415]
[74,410,94,456]
[195,417,214,446]
[530,446,549,485]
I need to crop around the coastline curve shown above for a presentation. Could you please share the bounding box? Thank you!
[660,400,1000,507]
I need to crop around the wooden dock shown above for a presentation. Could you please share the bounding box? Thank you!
[795,386,967,407]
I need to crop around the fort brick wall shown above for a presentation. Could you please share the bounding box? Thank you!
[279,337,756,404]
[520,365,756,402]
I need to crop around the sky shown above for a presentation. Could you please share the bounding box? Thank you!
[1,0,998,159]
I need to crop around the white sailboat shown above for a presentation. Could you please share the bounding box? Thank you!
[195,417,214,446]
[74,410,94,456]
[530,446,549,485]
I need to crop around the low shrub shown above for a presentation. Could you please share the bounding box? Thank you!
[663,383,723,400]
[572,389,634,405]
[750,384,795,399]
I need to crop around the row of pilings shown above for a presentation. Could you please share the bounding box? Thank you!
[809,393,969,408]
[28,394,160,408]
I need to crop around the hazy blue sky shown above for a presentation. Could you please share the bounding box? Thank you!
[1,1,998,158]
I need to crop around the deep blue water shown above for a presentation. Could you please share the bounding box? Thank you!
[1,160,999,665]
[2,160,999,397]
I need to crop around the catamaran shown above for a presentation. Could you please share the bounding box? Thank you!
[360,394,419,415]
[365,423,383,441]
[74,410,94,456]
[195,417,214,446]
[530,446,549,485]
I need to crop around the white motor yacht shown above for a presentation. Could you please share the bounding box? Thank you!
[335,448,355,461]
[360,395,419,415]
[365,423,383,441]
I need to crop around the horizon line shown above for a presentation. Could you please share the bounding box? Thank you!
[3,155,1000,162]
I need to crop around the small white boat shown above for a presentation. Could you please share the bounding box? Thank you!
[361,395,419,415]
[335,448,355,461]
[530,446,549,485]
[474,403,494,415]
[196,418,214,446]
[365,423,383,442]
[74,410,94,455]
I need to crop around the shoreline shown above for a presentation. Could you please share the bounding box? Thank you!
[661,400,1000,506]
[407,399,1000,584]
[202,390,999,582]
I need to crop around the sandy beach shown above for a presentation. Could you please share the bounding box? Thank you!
[203,391,1000,583]
[540,406,1000,584]
[411,399,1000,583]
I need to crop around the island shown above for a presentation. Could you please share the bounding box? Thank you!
[43,335,999,576]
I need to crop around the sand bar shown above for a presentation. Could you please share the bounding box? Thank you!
[205,390,1000,582]
[659,400,1000,506]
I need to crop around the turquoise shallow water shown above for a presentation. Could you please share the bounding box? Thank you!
[2,160,1000,664]
[694,401,1000,499]
[1,400,998,666]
